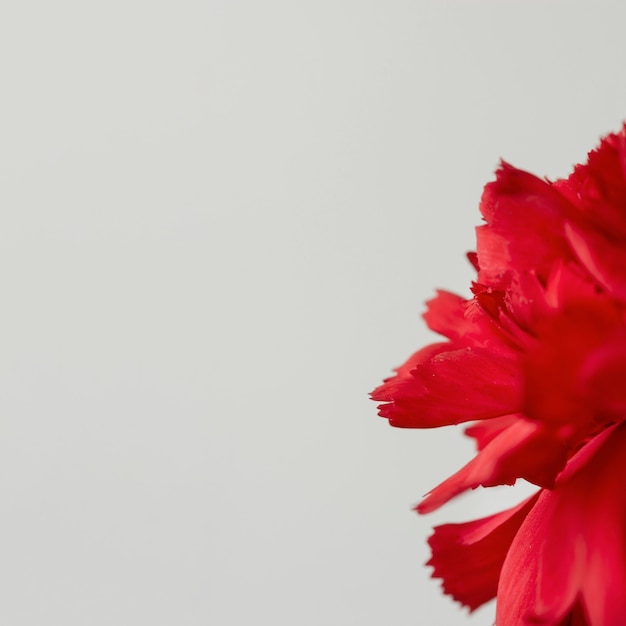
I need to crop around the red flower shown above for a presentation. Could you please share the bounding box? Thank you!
[372,125,626,624]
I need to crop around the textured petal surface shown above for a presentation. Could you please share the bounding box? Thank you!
[373,344,521,428]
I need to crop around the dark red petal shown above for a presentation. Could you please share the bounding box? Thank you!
[558,603,591,626]
[579,333,626,417]
[427,493,538,612]
[417,418,567,513]
[467,251,480,272]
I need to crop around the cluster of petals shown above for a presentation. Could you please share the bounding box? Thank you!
[371,126,626,625]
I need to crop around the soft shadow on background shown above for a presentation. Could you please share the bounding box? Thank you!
[2,2,626,624]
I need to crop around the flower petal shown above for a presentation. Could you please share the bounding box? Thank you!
[477,162,574,288]
[497,424,626,625]
[464,415,518,451]
[427,493,538,612]
[566,221,626,301]
[417,418,567,513]
[523,298,625,429]
[375,345,521,428]
[423,289,513,350]
[557,127,626,239]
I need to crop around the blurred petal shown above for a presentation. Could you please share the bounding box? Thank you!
[464,415,518,451]
[497,424,626,625]
[523,298,625,429]
[566,221,626,300]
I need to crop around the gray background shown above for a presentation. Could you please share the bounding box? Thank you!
[1,2,626,624]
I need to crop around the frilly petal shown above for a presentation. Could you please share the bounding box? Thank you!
[477,162,574,289]
[374,344,521,428]
[427,493,538,612]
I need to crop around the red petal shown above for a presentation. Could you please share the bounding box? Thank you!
[465,415,518,451]
[477,162,574,288]
[556,128,626,300]
[427,493,538,612]
[579,333,626,417]
[566,221,626,300]
[417,418,567,513]
[422,290,473,343]
[467,251,480,272]
[497,424,626,625]
[557,127,626,239]
[523,297,625,429]
[370,343,448,403]
[423,289,516,351]
[558,603,591,626]
[377,345,521,428]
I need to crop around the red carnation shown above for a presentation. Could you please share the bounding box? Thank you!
[372,125,626,624]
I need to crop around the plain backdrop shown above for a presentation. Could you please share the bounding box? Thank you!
[2,2,626,624]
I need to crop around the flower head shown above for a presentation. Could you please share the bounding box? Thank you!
[372,125,626,624]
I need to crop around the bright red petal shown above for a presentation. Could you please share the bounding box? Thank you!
[375,344,521,428]
[566,221,626,300]
[417,418,567,513]
[427,493,538,612]
[477,162,574,289]
[557,127,626,240]
[523,297,626,430]
[555,127,626,300]
[497,424,626,625]
[423,289,513,350]
[464,415,518,451]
